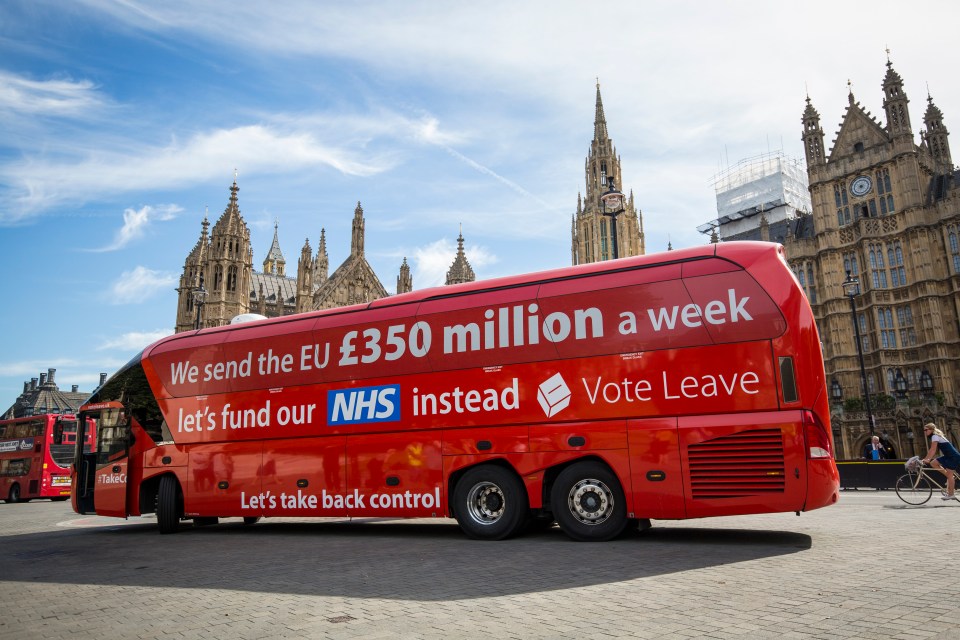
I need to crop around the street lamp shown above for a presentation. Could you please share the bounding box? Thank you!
[600,179,625,259]
[831,379,843,403]
[894,370,908,401]
[842,271,875,432]
[920,369,934,396]
[193,274,207,330]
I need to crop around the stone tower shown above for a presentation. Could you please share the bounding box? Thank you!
[175,179,253,332]
[571,82,645,264]
[445,229,476,285]
[784,55,959,459]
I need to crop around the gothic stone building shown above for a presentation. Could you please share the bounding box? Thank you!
[572,83,645,264]
[785,57,959,459]
[174,180,475,332]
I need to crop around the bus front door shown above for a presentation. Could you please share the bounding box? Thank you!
[75,409,130,518]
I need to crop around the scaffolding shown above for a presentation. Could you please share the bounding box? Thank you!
[698,151,811,237]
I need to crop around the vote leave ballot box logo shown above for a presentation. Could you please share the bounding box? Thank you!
[538,373,571,418]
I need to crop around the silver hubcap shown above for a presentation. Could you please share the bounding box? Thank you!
[567,478,614,525]
[465,481,505,526]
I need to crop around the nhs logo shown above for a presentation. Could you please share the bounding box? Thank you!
[328,384,401,426]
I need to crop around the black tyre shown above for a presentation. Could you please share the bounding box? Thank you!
[6,484,22,504]
[243,517,261,525]
[453,465,529,540]
[895,472,932,505]
[157,475,184,534]
[551,461,628,542]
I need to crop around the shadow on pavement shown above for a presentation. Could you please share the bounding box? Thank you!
[3,517,811,600]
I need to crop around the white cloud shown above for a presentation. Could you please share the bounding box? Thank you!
[412,237,498,288]
[0,70,105,117]
[1,123,399,223]
[97,329,174,352]
[108,266,178,304]
[87,204,183,252]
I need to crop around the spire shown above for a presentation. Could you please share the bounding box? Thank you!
[211,176,248,241]
[397,257,413,294]
[263,219,286,276]
[802,95,826,167]
[351,202,365,257]
[445,228,476,285]
[314,228,329,283]
[882,53,912,138]
[594,79,608,141]
[924,91,952,168]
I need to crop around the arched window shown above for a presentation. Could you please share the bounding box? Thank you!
[213,264,223,291]
[227,266,238,292]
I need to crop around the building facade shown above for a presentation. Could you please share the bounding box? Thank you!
[784,57,959,459]
[175,180,475,332]
[572,83,645,264]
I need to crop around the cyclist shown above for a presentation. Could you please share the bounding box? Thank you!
[920,423,960,500]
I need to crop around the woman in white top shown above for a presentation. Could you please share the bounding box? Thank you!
[921,423,960,500]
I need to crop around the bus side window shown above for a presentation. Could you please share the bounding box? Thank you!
[53,421,64,445]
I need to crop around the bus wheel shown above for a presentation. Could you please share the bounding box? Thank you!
[6,484,22,504]
[157,476,183,534]
[454,465,529,540]
[551,461,628,542]
[243,517,261,525]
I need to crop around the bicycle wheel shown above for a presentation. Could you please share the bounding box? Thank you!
[895,472,933,505]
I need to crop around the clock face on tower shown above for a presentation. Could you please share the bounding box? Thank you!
[850,175,873,197]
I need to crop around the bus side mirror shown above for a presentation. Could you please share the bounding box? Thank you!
[53,421,64,445]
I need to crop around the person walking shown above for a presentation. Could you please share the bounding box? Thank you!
[920,423,960,500]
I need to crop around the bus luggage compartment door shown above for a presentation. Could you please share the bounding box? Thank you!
[626,417,686,519]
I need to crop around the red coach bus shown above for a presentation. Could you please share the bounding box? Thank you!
[1,414,91,503]
[71,241,839,540]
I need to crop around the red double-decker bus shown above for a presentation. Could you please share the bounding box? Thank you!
[71,241,839,540]
[1,414,90,503]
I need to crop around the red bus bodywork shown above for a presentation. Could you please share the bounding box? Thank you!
[72,242,839,540]
[1,414,89,502]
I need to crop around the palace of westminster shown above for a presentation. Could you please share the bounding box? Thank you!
[162,58,959,460]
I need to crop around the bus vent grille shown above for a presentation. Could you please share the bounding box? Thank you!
[687,428,785,499]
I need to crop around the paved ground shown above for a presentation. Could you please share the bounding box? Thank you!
[0,492,957,640]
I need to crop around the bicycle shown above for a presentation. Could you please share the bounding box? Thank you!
[895,456,960,505]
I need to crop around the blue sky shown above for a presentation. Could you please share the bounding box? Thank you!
[1,0,958,409]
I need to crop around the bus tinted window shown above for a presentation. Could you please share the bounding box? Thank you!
[0,458,31,477]
[88,354,170,444]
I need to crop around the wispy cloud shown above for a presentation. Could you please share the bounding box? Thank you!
[87,204,182,252]
[108,266,178,304]
[0,70,106,117]
[96,329,173,351]
[1,123,398,224]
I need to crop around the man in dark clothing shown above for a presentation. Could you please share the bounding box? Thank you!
[863,436,891,460]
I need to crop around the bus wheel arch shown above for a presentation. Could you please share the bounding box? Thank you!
[156,474,184,534]
[549,458,629,542]
[451,462,529,541]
